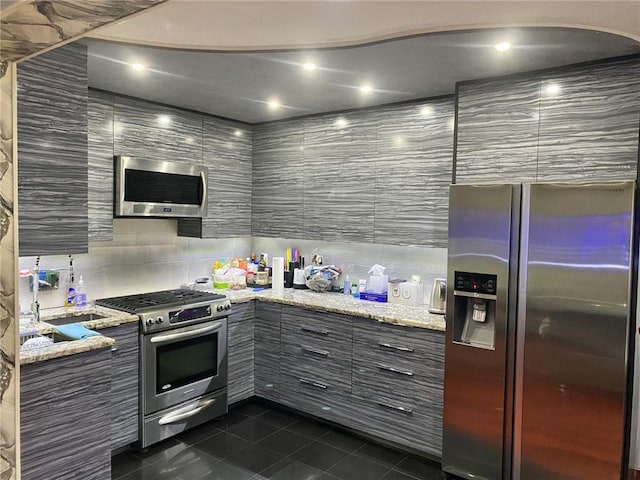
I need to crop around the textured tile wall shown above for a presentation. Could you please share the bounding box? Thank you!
[252,98,456,247]
[0,60,18,480]
[17,43,89,255]
[455,57,640,184]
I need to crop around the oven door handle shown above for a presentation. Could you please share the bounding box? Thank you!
[149,322,224,344]
[158,398,217,425]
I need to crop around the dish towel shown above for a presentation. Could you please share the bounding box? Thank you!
[55,323,101,340]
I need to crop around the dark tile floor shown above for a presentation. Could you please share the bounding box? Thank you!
[112,400,445,480]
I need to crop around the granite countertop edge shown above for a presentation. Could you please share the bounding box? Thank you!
[214,288,446,332]
[19,306,138,365]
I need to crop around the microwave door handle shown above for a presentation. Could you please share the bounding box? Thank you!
[150,322,223,344]
[199,170,207,210]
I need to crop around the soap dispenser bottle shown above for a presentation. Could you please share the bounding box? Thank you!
[76,275,87,308]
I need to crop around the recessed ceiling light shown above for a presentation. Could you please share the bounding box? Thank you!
[268,99,281,110]
[544,83,562,96]
[131,63,145,71]
[234,130,243,137]
[158,115,171,126]
[303,62,317,72]
[335,118,348,128]
[495,41,511,52]
[360,84,373,94]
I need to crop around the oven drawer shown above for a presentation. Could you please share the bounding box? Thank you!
[141,389,228,448]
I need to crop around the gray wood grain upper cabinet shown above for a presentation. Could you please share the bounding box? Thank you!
[252,120,304,239]
[254,301,281,401]
[228,301,255,404]
[97,322,139,450]
[536,57,640,182]
[303,111,377,242]
[178,117,252,238]
[279,305,353,426]
[455,78,540,185]
[351,318,445,456]
[21,348,112,480]
[374,99,454,247]
[17,43,89,256]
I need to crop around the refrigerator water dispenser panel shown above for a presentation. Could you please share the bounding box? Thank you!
[452,271,498,350]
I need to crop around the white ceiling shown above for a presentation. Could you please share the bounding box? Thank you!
[83,28,640,124]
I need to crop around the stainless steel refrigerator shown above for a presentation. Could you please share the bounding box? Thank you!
[442,182,636,480]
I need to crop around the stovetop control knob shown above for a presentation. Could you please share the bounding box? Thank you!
[156,316,163,324]
[224,304,231,310]
[146,317,154,326]
[216,305,224,312]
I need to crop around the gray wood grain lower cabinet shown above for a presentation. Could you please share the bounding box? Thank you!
[254,302,281,400]
[21,348,112,480]
[351,318,444,456]
[98,322,139,450]
[228,301,255,404]
[279,306,353,426]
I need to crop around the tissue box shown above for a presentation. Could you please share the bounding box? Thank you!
[368,275,388,294]
[359,291,387,302]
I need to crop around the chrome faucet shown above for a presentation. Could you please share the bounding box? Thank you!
[31,256,40,323]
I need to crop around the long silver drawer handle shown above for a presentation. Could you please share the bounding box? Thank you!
[111,346,118,352]
[378,342,414,353]
[377,401,413,415]
[301,345,329,357]
[376,363,414,376]
[158,398,216,425]
[301,326,329,336]
[299,378,328,389]
[150,322,223,344]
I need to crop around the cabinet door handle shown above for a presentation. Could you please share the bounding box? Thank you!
[111,346,118,352]
[299,378,328,390]
[301,345,329,357]
[378,342,414,353]
[301,326,329,336]
[376,363,413,376]
[377,401,413,415]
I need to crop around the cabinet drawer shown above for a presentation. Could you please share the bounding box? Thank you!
[353,318,444,382]
[352,357,434,402]
[281,306,352,358]
[281,342,351,393]
[280,372,352,426]
[351,387,443,456]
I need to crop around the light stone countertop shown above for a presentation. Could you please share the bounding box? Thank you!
[209,287,446,332]
[19,306,138,365]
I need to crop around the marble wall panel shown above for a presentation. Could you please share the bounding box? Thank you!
[0,1,166,62]
[374,98,454,247]
[252,120,304,238]
[17,43,88,256]
[303,111,377,242]
[199,116,252,237]
[88,89,114,242]
[536,57,640,182]
[0,60,18,480]
[113,94,203,164]
[455,78,541,184]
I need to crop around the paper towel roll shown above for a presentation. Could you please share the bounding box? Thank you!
[272,257,285,293]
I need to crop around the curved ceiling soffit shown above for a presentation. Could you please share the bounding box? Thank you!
[86,1,640,51]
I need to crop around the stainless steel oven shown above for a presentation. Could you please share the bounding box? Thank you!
[142,317,227,415]
[96,289,231,448]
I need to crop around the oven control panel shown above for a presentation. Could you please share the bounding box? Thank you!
[141,300,231,333]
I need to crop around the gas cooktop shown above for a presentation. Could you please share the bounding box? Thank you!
[95,289,226,313]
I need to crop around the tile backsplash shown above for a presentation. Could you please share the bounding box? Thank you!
[19,220,447,310]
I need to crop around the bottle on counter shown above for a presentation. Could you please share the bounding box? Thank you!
[75,275,87,308]
[64,255,76,307]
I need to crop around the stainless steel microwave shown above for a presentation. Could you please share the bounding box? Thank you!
[114,156,208,218]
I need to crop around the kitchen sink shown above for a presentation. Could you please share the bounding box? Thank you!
[45,313,107,326]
